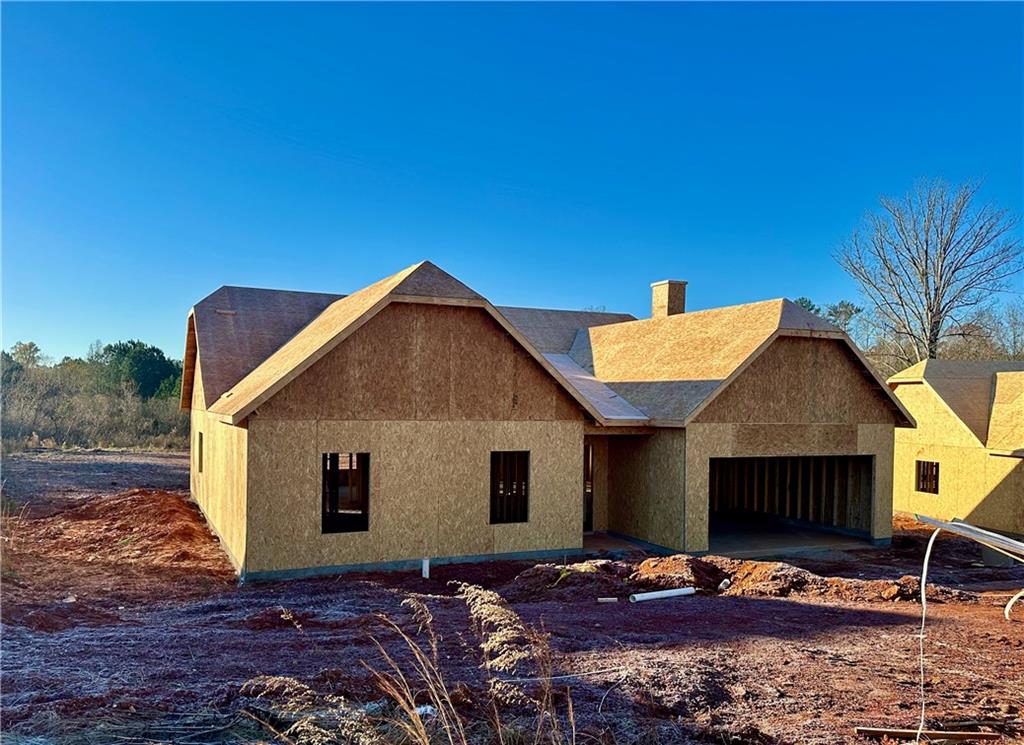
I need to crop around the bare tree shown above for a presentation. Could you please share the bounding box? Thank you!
[996,297,1024,359]
[836,180,1023,368]
[940,313,1005,360]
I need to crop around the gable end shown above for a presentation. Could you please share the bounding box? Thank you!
[253,302,587,422]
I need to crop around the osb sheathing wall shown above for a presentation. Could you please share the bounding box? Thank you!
[685,337,900,550]
[607,430,687,551]
[256,303,583,422]
[245,419,583,572]
[892,382,1024,535]
[584,435,609,532]
[189,355,248,570]
[242,302,587,573]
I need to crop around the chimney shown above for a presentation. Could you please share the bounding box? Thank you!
[651,279,687,317]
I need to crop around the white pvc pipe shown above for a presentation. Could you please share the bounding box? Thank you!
[421,558,430,579]
[628,587,696,603]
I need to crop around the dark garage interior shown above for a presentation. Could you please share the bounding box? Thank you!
[708,455,876,556]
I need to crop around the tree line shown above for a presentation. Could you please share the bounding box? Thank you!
[1,339,188,451]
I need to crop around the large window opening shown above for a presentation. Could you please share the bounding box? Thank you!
[490,451,529,524]
[322,452,370,533]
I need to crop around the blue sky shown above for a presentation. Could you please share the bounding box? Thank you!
[3,2,1022,361]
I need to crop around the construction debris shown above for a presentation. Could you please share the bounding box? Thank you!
[854,726,1000,741]
[628,587,696,603]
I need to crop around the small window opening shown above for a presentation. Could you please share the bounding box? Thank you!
[198,432,204,473]
[322,452,370,533]
[490,451,529,524]
[915,460,939,494]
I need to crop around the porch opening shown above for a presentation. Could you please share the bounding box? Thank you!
[708,455,874,556]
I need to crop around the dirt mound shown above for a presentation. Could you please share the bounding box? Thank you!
[2,488,234,612]
[632,555,732,592]
[53,488,212,555]
[497,554,976,606]
[893,511,938,533]
[625,555,977,605]
[498,560,633,602]
[700,556,976,604]
[707,557,818,597]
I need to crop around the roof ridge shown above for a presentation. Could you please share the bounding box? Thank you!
[777,297,841,332]
[496,304,634,317]
[391,260,485,301]
[214,284,345,295]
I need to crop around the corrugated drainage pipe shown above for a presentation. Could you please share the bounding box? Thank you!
[628,587,696,603]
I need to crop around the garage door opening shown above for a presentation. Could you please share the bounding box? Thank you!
[708,455,874,557]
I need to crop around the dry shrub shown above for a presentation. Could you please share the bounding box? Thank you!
[455,582,535,707]
[239,674,381,745]
[364,589,578,745]
[365,613,470,745]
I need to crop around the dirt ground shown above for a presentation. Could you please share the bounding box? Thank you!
[2,450,1023,744]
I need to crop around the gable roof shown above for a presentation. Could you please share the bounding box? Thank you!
[587,298,822,383]
[182,262,911,430]
[187,261,648,427]
[561,298,911,425]
[890,359,1024,451]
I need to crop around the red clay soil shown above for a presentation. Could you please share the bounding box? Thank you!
[680,555,974,603]
[2,487,235,628]
[2,452,1023,744]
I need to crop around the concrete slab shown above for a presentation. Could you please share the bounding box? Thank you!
[709,516,872,559]
[582,532,654,556]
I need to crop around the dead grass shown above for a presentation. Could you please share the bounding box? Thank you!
[355,588,580,745]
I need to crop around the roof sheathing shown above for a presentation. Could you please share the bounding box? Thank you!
[543,353,650,423]
[191,286,343,408]
[496,306,637,354]
[204,262,633,427]
[583,299,911,426]
[988,371,1024,452]
[207,264,423,419]
[586,299,791,384]
[890,360,1024,446]
[184,265,910,431]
